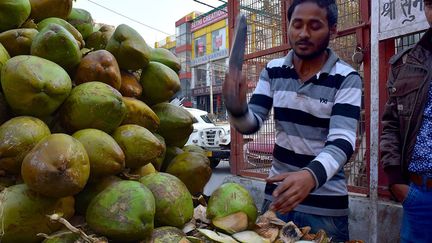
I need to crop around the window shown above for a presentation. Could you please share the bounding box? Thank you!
[176,23,191,47]
[195,66,207,87]
[212,28,226,52]
[395,31,425,53]
[194,35,207,57]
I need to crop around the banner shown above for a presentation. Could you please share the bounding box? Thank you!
[379,0,428,40]
[191,7,228,32]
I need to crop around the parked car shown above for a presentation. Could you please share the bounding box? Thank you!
[243,133,275,171]
[185,108,230,168]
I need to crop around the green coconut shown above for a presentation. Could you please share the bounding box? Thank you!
[31,23,82,71]
[1,55,72,118]
[183,145,206,154]
[119,70,143,98]
[37,17,85,48]
[153,103,194,147]
[59,81,127,133]
[132,163,157,177]
[29,0,73,22]
[66,8,94,40]
[74,175,122,215]
[150,226,187,243]
[86,180,155,242]
[122,97,160,132]
[0,93,11,125]
[140,172,193,227]
[150,47,181,73]
[0,116,51,173]
[72,128,125,179]
[106,24,151,71]
[159,146,183,172]
[166,151,212,195]
[21,133,90,198]
[207,183,258,229]
[0,42,10,88]
[0,0,31,32]
[140,61,181,105]
[151,134,167,171]
[74,50,122,90]
[0,28,38,57]
[85,24,115,50]
[0,184,75,243]
[112,124,165,169]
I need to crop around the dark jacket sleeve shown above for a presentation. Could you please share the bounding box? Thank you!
[380,64,407,186]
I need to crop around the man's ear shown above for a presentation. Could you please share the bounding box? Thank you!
[329,24,337,40]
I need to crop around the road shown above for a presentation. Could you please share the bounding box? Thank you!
[203,159,231,196]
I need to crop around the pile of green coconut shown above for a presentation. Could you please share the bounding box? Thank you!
[0,0,336,242]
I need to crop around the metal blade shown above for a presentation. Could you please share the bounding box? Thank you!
[229,13,247,72]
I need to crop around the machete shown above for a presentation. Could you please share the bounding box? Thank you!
[229,13,247,73]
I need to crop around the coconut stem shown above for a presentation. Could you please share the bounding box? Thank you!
[46,214,107,243]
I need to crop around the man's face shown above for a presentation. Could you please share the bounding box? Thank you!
[425,1,432,26]
[288,2,336,60]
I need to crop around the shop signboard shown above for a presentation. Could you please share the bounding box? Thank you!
[191,7,228,32]
[379,0,428,40]
[192,84,223,96]
[191,49,229,67]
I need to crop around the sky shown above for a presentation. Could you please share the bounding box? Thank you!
[73,0,225,46]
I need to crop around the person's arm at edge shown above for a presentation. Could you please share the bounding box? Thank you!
[380,62,409,202]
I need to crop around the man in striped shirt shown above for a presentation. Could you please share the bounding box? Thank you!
[223,0,362,241]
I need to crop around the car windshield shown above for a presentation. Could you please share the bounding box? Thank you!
[200,115,214,124]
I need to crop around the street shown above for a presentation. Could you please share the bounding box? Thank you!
[203,159,231,196]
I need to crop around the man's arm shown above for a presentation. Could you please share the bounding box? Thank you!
[380,65,408,202]
[224,67,273,134]
[267,72,362,214]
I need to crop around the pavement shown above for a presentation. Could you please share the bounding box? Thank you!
[203,159,231,196]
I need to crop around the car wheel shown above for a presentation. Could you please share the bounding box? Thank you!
[209,158,220,169]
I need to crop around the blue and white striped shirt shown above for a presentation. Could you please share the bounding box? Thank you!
[230,49,362,216]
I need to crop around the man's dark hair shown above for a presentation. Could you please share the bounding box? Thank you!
[287,0,338,27]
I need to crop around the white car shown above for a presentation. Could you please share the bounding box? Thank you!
[185,108,231,168]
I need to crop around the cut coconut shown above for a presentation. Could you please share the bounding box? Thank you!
[279,221,303,243]
[255,226,279,243]
[212,211,248,234]
[179,236,192,243]
[187,236,204,243]
[232,231,271,243]
[182,220,197,234]
[256,210,286,228]
[194,205,210,224]
[197,229,238,243]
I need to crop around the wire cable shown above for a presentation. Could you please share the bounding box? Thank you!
[85,0,173,35]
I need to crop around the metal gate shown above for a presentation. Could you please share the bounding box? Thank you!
[228,0,371,194]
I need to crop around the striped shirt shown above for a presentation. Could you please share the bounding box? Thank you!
[230,49,362,216]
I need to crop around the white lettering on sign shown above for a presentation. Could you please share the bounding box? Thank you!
[191,49,229,67]
[379,0,428,40]
[191,7,228,32]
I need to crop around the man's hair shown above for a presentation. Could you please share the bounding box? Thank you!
[287,0,338,27]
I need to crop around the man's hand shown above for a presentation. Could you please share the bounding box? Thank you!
[390,184,409,203]
[266,170,316,214]
[222,72,248,116]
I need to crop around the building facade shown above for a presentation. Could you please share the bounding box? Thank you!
[190,4,229,121]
